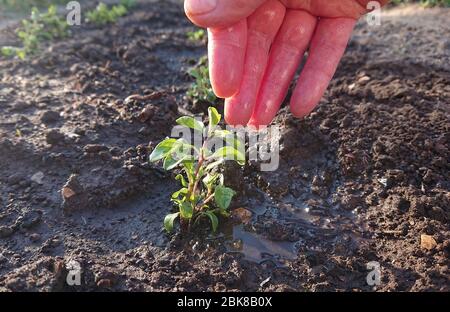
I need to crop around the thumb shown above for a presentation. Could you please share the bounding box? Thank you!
[184,0,266,28]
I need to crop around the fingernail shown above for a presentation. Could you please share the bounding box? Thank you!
[185,0,217,15]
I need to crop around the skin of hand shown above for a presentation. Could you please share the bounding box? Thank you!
[184,0,389,127]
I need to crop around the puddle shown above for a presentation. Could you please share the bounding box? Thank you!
[225,225,297,264]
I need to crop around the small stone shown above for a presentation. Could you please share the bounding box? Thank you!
[357,75,371,83]
[420,234,437,250]
[17,210,42,229]
[29,233,41,242]
[45,129,65,145]
[40,110,61,124]
[0,226,15,238]
[83,144,108,153]
[7,173,23,185]
[137,105,156,122]
[62,187,76,199]
[61,174,89,212]
[232,208,252,224]
[30,171,44,184]
[341,194,364,211]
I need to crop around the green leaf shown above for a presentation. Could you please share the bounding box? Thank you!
[213,129,231,138]
[208,107,221,133]
[203,211,218,232]
[183,161,195,183]
[212,147,245,165]
[180,202,193,219]
[214,130,243,150]
[149,138,177,162]
[164,212,179,232]
[205,159,224,172]
[163,154,189,170]
[169,138,196,160]
[202,173,219,190]
[175,174,187,187]
[176,116,204,132]
[171,187,188,199]
[214,185,236,210]
[218,209,230,218]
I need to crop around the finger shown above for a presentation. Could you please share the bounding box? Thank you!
[248,10,317,127]
[184,0,266,28]
[224,0,286,126]
[290,18,356,118]
[208,20,247,98]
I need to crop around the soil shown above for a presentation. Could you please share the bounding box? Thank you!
[0,0,448,292]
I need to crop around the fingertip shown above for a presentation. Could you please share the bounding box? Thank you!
[224,97,251,126]
[247,114,271,128]
[210,69,241,98]
[184,0,267,28]
[208,20,247,99]
[290,100,315,119]
[184,0,218,27]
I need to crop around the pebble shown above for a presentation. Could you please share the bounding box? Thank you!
[40,110,61,124]
[45,129,65,145]
[420,234,437,250]
[29,233,41,242]
[0,226,15,238]
[84,144,108,153]
[30,171,44,184]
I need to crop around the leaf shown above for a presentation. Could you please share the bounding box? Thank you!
[175,174,187,187]
[171,187,188,199]
[213,129,231,138]
[205,159,224,171]
[214,185,236,210]
[176,116,204,132]
[203,211,218,233]
[212,147,245,165]
[208,107,221,133]
[180,202,193,219]
[163,154,189,170]
[149,138,177,162]
[183,161,195,183]
[164,212,179,232]
[202,173,219,190]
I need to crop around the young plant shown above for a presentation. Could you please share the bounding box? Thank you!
[1,5,68,59]
[187,56,217,105]
[149,107,244,233]
[0,0,67,11]
[86,2,130,25]
[187,28,206,42]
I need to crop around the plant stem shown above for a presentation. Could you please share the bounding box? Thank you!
[187,139,208,203]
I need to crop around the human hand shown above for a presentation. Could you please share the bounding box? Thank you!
[184,0,388,126]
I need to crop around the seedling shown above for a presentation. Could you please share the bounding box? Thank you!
[86,1,134,26]
[149,107,244,233]
[187,29,206,42]
[0,0,67,11]
[187,56,217,104]
[1,5,68,59]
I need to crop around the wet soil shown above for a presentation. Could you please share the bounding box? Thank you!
[0,1,449,291]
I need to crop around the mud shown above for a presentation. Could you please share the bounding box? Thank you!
[0,1,449,291]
